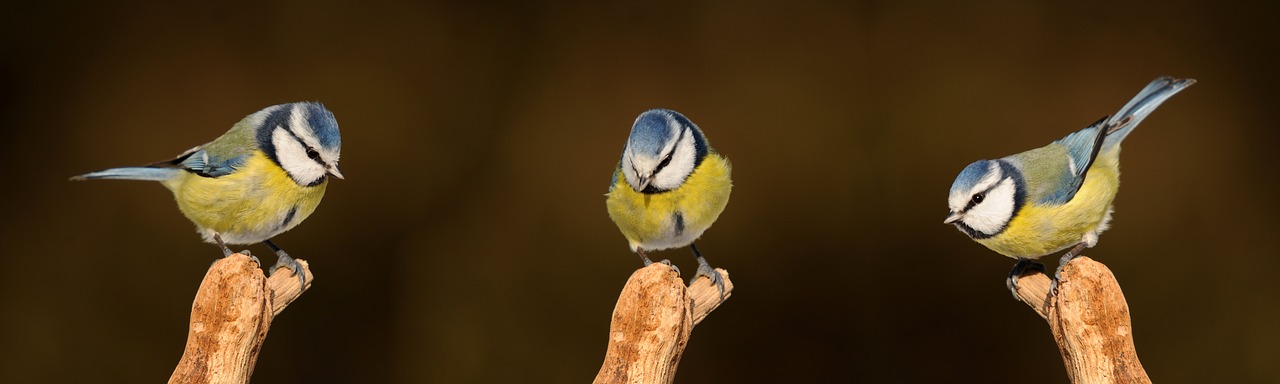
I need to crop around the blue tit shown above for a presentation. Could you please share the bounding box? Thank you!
[944,77,1194,296]
[606,109,733,294]
[72,102,343,284]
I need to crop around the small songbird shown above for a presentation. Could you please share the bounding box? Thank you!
[72,102,343,284]
[606,109,733,293]
[945,77,1194,296]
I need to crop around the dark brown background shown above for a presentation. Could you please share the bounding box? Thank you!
[2,1,1276,383]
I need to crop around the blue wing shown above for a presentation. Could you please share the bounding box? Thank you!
[1040,117,1108,204]
[72,145,246,181]
[1031,77,1194,205]
[153,145,247,178]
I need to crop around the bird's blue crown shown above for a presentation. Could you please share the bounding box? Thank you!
[303,103,341,150]
[628,109,690,156]
[256,102,341,149]
[950,160,994,194]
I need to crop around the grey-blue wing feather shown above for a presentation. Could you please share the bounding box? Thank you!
[1034,77,1194,205]
[152,145,247,178]
[1041,117,1107,204]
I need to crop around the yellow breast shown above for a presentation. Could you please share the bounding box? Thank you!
[606,154,732,252]
[163,151,327,245]
[977,152,1121,258]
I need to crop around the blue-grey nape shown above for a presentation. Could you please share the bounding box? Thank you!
[628,109,688,154]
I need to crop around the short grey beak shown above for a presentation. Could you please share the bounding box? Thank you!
[943,212,962,225]
[328,164,345,180]
[635,175,651,192]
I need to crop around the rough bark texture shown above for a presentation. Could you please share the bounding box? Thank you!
[594,264,734,384]
[169,253,313,384]
[1013,256,1150,384]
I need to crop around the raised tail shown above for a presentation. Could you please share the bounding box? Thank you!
[1102,76,1196,148]
[70,167,181,181]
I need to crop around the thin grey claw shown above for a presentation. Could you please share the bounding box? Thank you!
[263,240,306,286]
[1049,243,1088,296]
[270,252,307,287]
[689,243,726,298]
[1006,258,1045,300]
[693,263,727,298]
[658,259,680,275]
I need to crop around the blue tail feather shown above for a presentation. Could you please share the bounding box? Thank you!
[70,167,180,181]
[1103,77,1195,148]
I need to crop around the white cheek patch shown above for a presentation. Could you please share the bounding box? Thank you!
[620,152,635,185]
[962,177,1017,235]
[273,127,326,185]
[649,128,697,190]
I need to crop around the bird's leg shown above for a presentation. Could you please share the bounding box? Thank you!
[1006,258,1046,300]
[690,243,726,297]
[637,248,653,266]
[636,248,679,274]
[213,233,233,257]
[212,233,259,265]
[264,239,306,286]
[1049,242,1089,295]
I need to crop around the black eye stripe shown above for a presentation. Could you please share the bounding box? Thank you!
[965,182,1000,211]
[652,126,687,174]
[964,197,978,212]
[653,151,674,173]
[280,126,325,164]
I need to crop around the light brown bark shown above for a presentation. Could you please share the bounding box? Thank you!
[1013,256,1150,384]
[168,254,313,384]
[594,264,733,384]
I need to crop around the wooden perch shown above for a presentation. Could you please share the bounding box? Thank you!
[169,253,313,384]
[594,264,734,384]
[1012,256,1150,384]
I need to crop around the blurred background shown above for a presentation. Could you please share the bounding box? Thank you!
[2,0,1276,382]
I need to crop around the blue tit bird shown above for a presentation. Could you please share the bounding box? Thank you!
[606,109,733,294]
[72,102,343,284]
[945,77,1194,296]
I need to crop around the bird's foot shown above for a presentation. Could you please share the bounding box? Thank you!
[206,249,259,267]
[270,251,307,287]
[693,260,727,298]
[244,251,261,266]
[1006,258,1046,300]
[656,259,680,275]
[1049,243,1088,296]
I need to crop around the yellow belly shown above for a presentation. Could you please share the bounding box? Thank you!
[978,153,1121,258]
[606,155,732,252]
[163,151,327,245]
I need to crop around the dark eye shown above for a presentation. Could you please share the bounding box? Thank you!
[306,147,321,161]
[972,192,986,204]
[654,152,674,173]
